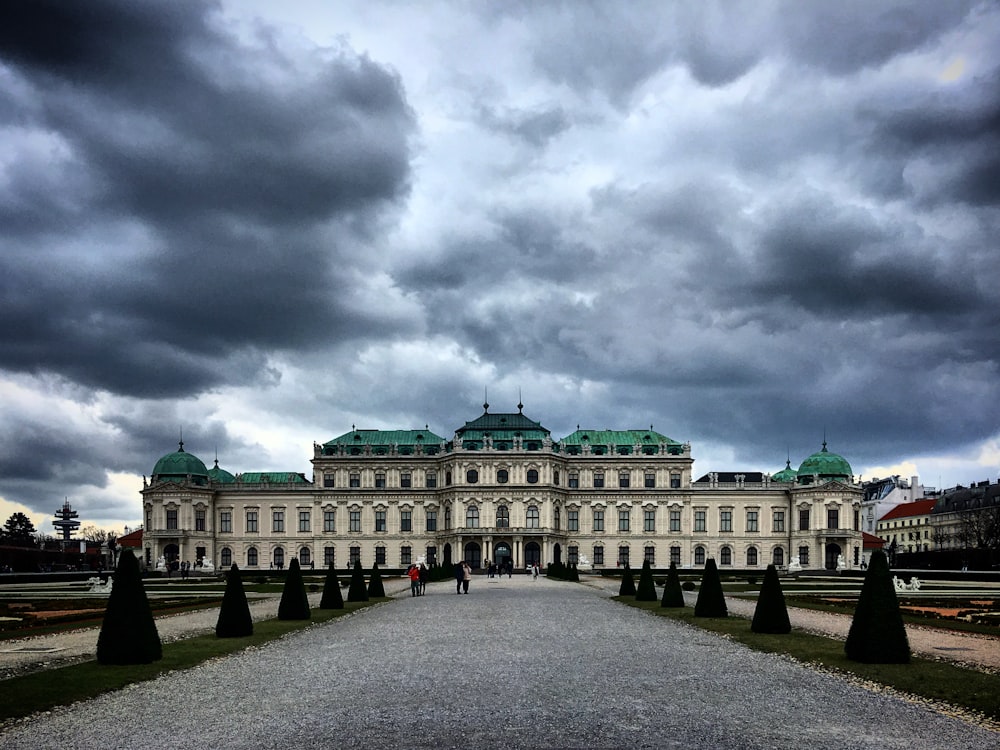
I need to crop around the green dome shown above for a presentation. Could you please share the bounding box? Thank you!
[208,459,236,484]
[772,459,798,483]
[152,442,209,482]
[796,442,852,484]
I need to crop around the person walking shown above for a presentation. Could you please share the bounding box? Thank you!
[532,563,538,580]
[461,561,472,594]
[418,563,428,595]
[454,561,464,594]
[407,564,421,597]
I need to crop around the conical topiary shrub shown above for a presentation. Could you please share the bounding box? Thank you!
[347,559,369,602]
[319,564,344,609]
[694,558,727,617]
[277,558,311,620]
[635,559,658,601]
[618,564,636,596]
[216,563,254,637]
[96,551,162,664]
[660,561,685,608]
[751,564,790,634]
[845,549,910,663]
[367,563,386,598]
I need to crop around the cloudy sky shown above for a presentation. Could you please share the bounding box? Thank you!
[2,0,999,534]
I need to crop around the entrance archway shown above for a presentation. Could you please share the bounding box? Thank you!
[494,542,512,567]
[553,543,562,565]
[443,543,452,566]
[163,543,179,562]
[463,542,482,569]
[825,543,842,570]
[525,542,541,568]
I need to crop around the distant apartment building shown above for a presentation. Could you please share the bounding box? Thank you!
[860,475,929,535]
[876,499,937,555]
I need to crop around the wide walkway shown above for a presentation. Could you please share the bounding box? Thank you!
[1,575,997,749]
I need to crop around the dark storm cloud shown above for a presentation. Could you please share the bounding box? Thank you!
[0,0,414,398]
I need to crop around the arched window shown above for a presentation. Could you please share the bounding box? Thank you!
[773,546,784,566]
[694,545,706,565]
[526,505,540,528]
[527,469,539,483]
[746,546,758,566]
[220,547,232,567]
[299,546,311,566]
[497,469,509,483]
[247,547,258,567]
[467,469,478,484]
[496,506,509,528]
[273,546,285,568]
[720,546,732,565]
[466,506,480,528]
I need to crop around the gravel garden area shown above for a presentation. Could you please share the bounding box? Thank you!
[1,575,997,749]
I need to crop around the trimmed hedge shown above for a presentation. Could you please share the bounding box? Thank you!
[661,562,685,608]
[347,560,369,602]
[845,549,910,663]
[618,565,636,596]
[635,559,658,601]
[319,564,344,609]
[216,564,254,637]
[368,564,386,598]
[694,558,727,618]
[96,550,162,664]
[750,564,790,634]
[277,559,311,621]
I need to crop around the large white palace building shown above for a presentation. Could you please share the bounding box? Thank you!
[142,404,863,573]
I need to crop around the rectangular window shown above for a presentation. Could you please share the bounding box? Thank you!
[218,511,230,533]
[247,510,258,533]
[798,546,809,566]
[568,472,579,488]
[669,509,681,532]
[323,473,334,488]
[375,547,386,565]
[298,510,310,532]
[375,510,386,532]
[426,546,437,565]
[670,546,681,565]
[323,510,335,533]
[720,510,733,532]
[426,471,437,488]
[568,510,579,531]
[401,546,412,565]
[553,470,560,486]
[400,472,412,488]
[618,546,630,566]
[195,509,206,531]
[426,511,437,532]
[619,472,630,488]
[568,546,579,564]
[827,508,839,530]
[349,472,360,488]
[324,546,335,566]
[593,546,604,565]
[593,471,605,488]
[618,509,630,532]
[799,509,810,531]
[853,510,859,531]
[167,509,178,530]
[670,473,681,488]
[349,546,361,566]
[349,510,361,533]
[644,509,655,532]
[644,546,655,564]
[400,510,412,532]
[746,511,758,532]
[644,472,655,488]
[374,472,386,488]
[272,511,285,533]
[593,510,604,532]
[773,510,785,532]
[694,510,706,532]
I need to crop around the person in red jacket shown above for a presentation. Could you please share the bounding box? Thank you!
[407,564,421,597]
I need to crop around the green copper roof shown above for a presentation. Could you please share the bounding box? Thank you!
[236,472,310,484]
[208,459,236,484]
[559,428,680,455]
[797,442,853,484]
[323,428,447,455]
[455,409,550,450]
[772,459,798,483]
[152,442,209,480]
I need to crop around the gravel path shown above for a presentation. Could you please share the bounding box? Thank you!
[1,576,997,749]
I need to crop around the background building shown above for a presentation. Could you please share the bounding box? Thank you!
[142,405,863,573]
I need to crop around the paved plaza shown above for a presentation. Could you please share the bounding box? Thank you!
[1,575,998,749]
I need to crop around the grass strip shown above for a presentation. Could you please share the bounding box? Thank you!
[0,599,387,725]
[616,597,1000,725]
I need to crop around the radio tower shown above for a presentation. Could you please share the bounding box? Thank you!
[53,500,81,540]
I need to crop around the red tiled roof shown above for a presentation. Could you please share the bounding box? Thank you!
[862,532,885,549]
[878,499,937,522]
[117,529,143,547]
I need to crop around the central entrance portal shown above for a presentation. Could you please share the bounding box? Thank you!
[494,542,512,568]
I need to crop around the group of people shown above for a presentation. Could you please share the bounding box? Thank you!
[405,562,429,596]
[454,560,472,594]
[486,559,514,578]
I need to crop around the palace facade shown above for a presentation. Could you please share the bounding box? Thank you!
[141,404,863,573]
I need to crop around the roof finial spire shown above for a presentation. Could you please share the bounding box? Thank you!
[517,387,523,413]
[822,427,828,452]
[483,386,489,413]
[178,426,184,453]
